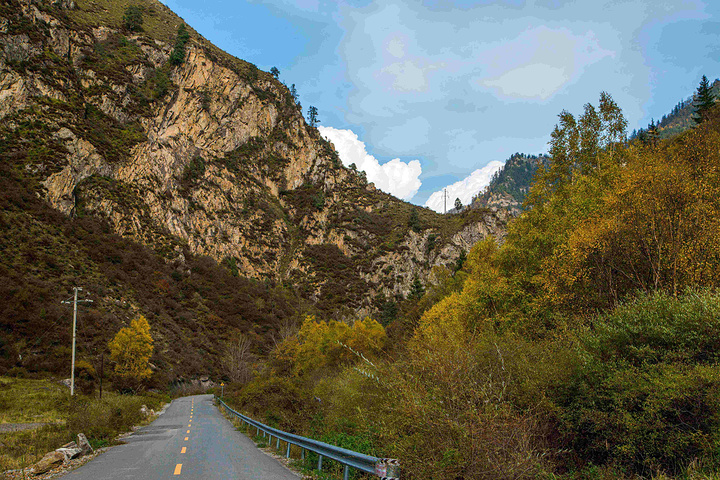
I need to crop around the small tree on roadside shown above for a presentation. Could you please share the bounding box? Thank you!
[123,5,143,32]
[455,197,462,210]
[109,315,154,391]
[222,334,255,384]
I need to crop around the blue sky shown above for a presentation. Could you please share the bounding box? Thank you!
[160,0,720,210]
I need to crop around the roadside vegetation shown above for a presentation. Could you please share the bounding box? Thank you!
[0,376,167,474]
[221,88,720,479]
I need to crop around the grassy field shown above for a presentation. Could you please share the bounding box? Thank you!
[0,377,69,424]
[0,376,168,474]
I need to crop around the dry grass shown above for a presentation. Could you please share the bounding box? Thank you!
[0,377,68,424]
[0,377,167,474]
[69,0,183,44]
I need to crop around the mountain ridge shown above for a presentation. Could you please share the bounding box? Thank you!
[0,0,508,377]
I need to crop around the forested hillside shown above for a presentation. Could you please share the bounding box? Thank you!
[470,152,548,215]
[223,92,720,479]
[631,77,720,139]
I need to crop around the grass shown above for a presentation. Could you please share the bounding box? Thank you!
[0,377,68,424]
[0,376,168,474]
[220,405,373,480]
[69,0,183,44]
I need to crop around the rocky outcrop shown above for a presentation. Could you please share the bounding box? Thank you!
[0,0,509,313]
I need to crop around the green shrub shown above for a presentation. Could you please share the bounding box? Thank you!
[122,5,143,32]
[556,290,720,475]
[169,23,190,66]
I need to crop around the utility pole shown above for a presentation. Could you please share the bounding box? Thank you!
[443,188,447,214]
[62,287,92,396]
[99,353,104,400]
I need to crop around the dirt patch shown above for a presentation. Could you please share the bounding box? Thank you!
[0,423,49,434]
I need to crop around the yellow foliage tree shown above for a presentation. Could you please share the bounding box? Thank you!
[291,315,386,376]
[109,315,154,385]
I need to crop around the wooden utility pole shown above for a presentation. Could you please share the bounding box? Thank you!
[61,287,92,396]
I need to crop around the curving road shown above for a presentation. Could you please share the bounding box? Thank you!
[61,394,299,479]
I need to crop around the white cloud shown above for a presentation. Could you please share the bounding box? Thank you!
[424,161,504,213]
[318,126,422,200]
[478,27,615,100]
[483,63,569,100]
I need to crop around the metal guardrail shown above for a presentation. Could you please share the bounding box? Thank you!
[215,396,400,480]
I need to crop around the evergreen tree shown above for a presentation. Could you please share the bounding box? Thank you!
[454,197,462,210]
[454,249,466,272]
[270,67,280,79]
[409,276,425,300]
[169,23,190,66]
[694,75,715,125]
[646,119,659,145]
[408,209,421,232]
[123,5,143,32]
[307,105,319,127]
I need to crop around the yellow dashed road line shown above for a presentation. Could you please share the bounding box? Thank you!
[184,437,189,441]
[174,463,182,475]
[181,447,187,454]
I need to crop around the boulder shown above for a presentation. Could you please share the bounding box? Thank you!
[32,451,64,475]
[77,433,93,455]
[55,447,82,462]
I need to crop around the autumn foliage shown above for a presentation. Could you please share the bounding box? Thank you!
[109,315,154,390]
[224,94,720,479]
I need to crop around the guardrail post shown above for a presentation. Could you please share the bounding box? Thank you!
[343,464,349,480]
[276,437,280,449]
[269,434,273,446]
[318,454,323,471]
[286,442,291,458]
[301,448,305,460]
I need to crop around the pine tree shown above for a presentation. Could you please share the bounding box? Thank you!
[646,119,658,145]
[454,197,462,210]
[169,23,190,66]
[409,276,425,300]
[307,105,319,127]
[270,67,280,79]
[693,75,715,125]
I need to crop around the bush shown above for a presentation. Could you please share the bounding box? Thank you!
[122,5,143,32]
[67,392,166,443]
[74,359,97,395]
[169,23,190,66]
[556,290,720,475]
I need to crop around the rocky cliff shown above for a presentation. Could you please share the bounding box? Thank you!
[1,0,508,317]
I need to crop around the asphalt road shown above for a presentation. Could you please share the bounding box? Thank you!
[61,394,299,480]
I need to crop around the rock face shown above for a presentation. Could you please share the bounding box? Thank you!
[0,0,508,314]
